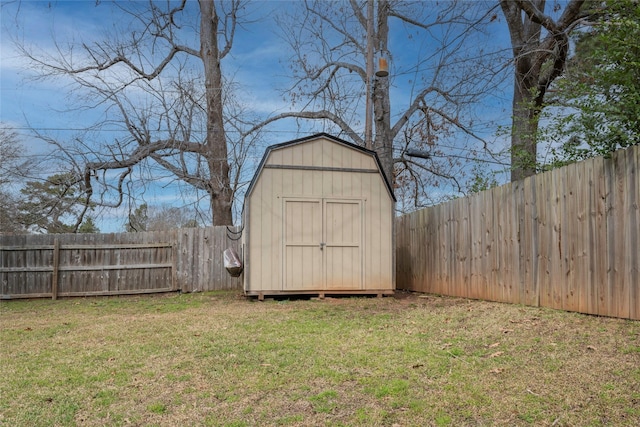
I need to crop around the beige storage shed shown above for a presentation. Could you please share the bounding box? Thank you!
[243,133,396,299]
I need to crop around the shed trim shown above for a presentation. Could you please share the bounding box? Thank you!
[264,164,379,174]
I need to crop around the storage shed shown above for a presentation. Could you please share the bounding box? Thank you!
[243,133,396,299]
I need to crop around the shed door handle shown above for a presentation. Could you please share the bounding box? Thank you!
[319,242,326,250]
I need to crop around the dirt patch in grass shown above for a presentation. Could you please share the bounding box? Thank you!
[1,290,639,426]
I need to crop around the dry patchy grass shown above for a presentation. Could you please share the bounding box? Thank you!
[1,290,639,426]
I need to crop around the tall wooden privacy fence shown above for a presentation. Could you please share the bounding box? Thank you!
[0,227,242,299]
[397,145,639,320]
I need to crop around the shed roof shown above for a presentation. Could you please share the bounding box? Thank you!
[245,133,396,201]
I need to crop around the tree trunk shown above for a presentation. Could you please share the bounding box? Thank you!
[510,68,541,182]
[200,1,233,225]
[502,0,585,182]
[502,0,544,182]
[373,0,394,185]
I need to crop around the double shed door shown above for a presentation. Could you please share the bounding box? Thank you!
[283,198,363,291]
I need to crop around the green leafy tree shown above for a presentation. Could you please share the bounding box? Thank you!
[17,172,93,234]
[541,0,640,167]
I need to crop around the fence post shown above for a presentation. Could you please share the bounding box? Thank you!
[52,239,60,300]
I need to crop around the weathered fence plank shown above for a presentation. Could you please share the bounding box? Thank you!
[51,239,60,300]
[396,144,640,320]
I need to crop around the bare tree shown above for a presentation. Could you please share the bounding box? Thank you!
[500,0,586,181]
[251,0,504,206]
[0,124,34,233]
[14,1,257,226]
[0,125,31,188]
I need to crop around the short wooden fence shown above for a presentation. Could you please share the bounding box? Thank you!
[0,227,242,299]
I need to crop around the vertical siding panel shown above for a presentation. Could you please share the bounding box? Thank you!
[272,168,283,291]
[311,139,322,168]
[366,174,376,287]
[292,142,303,167]
[257,171,270,292]
[312,170,323,197]
[257,171,268,292]
[302,161,313,196]
[248,180,260,292]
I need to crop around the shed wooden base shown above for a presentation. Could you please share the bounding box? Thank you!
[245,290,394,301]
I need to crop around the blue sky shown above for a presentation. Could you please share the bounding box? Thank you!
[1,0,516,232]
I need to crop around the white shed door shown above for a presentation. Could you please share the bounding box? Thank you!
[283,199,362,291]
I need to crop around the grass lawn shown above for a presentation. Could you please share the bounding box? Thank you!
[1,290,639,426]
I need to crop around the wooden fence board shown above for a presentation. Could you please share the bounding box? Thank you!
[630,146,640,319]
[549,167,564,310]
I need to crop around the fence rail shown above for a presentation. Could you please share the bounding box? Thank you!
[396,144,639,320]
[1,227,242,299]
